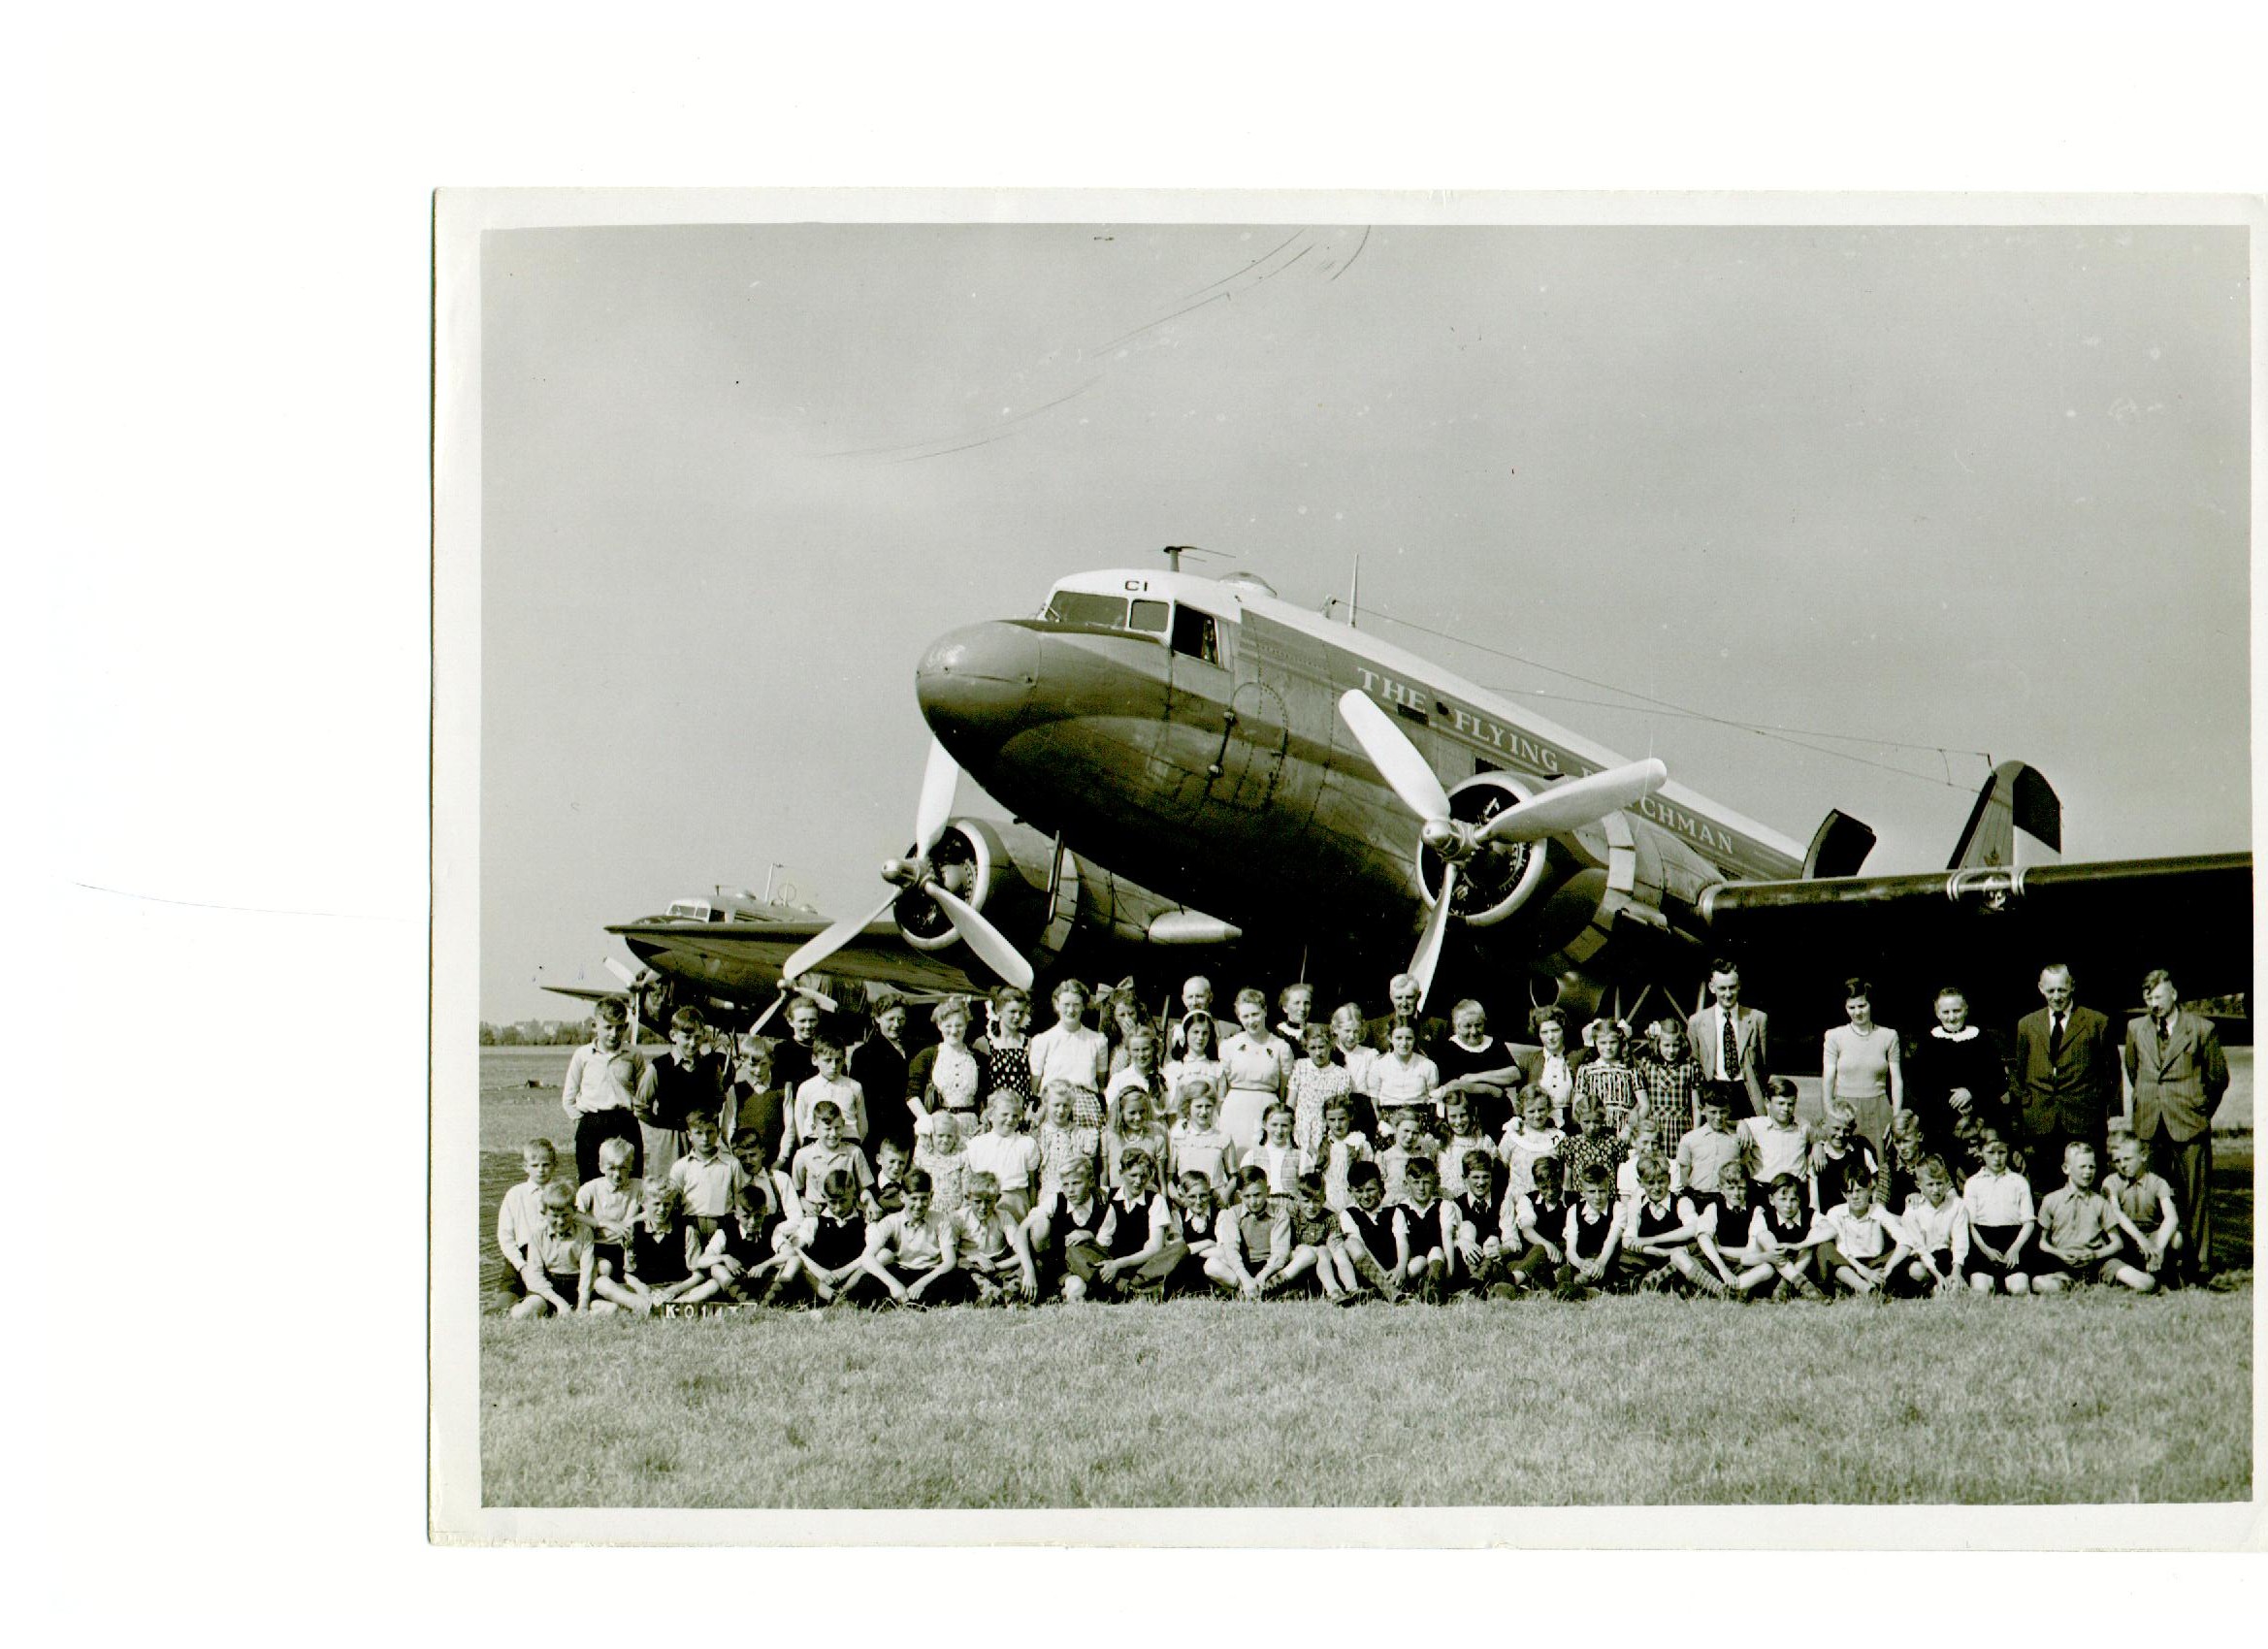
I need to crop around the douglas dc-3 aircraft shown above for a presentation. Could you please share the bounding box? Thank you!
[595,552,2252,1037]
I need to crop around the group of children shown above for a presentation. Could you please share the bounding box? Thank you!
[500,993,2188,1312]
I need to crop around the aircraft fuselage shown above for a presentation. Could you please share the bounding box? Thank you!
[917,566,1806,996]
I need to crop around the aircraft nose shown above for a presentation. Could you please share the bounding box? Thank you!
[917,621,1042,749]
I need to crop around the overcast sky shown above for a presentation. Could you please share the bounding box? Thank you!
[480,220,2249,1022]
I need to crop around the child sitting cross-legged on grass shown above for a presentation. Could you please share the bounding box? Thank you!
[1086,1147,1175,1301]
[2031,1142,2158,1294]
[511,1181,591,1318]
[1161,1171,1238,1298]
[1555,1161,1623,1300]
[617,1180,701,1310]
[1025,1154,1110,1302]
[850,1168,960,1308]
[2101,1127,2183,1287]
[1691,1160,1772,1299]
[1613,1150,1726,1296]
[1395,1156,1450,1303]
[1217,1165,1291,1300]
[775,1169,870,1307]
[950,1171,1039,1306]
[1332,1160,1405,1301]
[1493,1151,1570,1295]
[1813,1170,1914,1297]
[573,1135,642,1300]
[675,1180,789,1308]
[1443,1148,1504,1297]
[1891,1154,1970,1298]
[1745,1172,1831,1300]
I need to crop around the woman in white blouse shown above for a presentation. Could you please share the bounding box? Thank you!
[1216,986,1293,1151]
[1161,1010,1227,1132]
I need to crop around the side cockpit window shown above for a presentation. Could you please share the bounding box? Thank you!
[1129,598,1169,635]
[1171,604,1220,665]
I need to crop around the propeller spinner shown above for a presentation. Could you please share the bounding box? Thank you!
[780,739,1035,989]
[1335,690,1668,1006]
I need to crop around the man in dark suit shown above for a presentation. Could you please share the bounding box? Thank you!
[1683,958,1768,1115]
[2122,967,2229,1282]
[1363,971,1450,1058]
[850,992,918,1153]
[2011,962,2120,1184]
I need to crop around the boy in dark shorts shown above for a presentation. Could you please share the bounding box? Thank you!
[624,1181,701,1310]
[510,1182,590,1317]
[1333,1161,1405,1300]
[1495,1152,1569,1295]
[778,1169,870,1306]
[1396,1156,1448,1302]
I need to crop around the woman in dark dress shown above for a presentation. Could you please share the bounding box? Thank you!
[1430,998,1526,1142]
[1903,986,2009,1156]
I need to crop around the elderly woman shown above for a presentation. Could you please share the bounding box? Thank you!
[1903,985,2005,1155]
[1514,1006,1586,1127]
[1823,976,1902,1154]
[1430,998,1526,1141]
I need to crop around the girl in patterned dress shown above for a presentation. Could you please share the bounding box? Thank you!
[908,996,985,1133]
[1287,1021,1351,1161]
[1310,1094,1372,1212]
[1246,1103,1303,1196]
[1035,1081,1102,1201]
[1572,1018,1644,1138]
[1560,1087,1629,1212]
[973,986,1038,1121]
[1161,1011,1226,1129]
[1104,1086,1173,1194]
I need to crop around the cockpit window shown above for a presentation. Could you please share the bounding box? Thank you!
[1040,590,1130,629]
[1129,598,1169,634]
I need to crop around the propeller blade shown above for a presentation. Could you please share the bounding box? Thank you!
[1337,690,1453,824]
[1474,758,1669,845]
[602,956,639,988]
[924,882,1034,989]
[914,737,961,856]
[1409,862,1458,1012]
[781,889,900,984]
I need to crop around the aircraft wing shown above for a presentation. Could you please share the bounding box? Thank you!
[537,983,630,1006]
[1697,851,2252,1030]
[604,917,984,999]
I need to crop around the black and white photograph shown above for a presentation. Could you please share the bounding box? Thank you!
[433,193,2255,1538]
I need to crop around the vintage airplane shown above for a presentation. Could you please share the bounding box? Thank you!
[600,551,2251,1037]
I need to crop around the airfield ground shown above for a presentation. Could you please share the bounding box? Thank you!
[470,1047,2253,1509]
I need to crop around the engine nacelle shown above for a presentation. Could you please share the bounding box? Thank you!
[887,818,1087,983]
[1416,771,1557,927]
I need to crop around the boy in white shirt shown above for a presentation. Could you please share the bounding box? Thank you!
[1738,1076,1813,1193]
[793,1037,867,1149]
[1893,1155,1970,1296]
[1813,1171,1913,1296]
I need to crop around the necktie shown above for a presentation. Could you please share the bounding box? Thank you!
[2050,1015,2065,1056]
[1721,1011,1739,1081]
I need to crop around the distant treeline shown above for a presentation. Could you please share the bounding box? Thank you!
[480,1020,662,1046]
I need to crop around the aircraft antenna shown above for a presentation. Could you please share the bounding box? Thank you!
[1347,553,1361,630]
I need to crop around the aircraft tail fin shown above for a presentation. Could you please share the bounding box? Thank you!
[1947,760,2062,871]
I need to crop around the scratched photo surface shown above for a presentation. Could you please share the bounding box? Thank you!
[460,215,2252,1528]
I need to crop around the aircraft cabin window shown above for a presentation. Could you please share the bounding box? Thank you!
[1171,604,1220,665]
[1129,598,1169,634]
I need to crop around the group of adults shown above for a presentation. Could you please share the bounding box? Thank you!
[554,954,2234,1282]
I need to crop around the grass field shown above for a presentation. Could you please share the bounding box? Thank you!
[472,1047,2254,1509]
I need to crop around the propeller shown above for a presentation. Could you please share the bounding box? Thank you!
[780,738,1035,989]
[1336,689,1669,1004]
